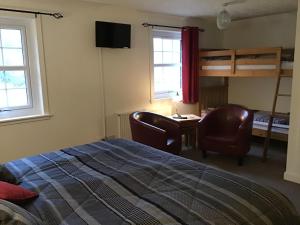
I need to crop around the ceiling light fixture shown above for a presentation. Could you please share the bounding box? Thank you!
[217,0,246,30]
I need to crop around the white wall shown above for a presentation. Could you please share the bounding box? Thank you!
[221,12,300,184]
[0,0,221,162]
[222,12,297,112]
[87,4,222,137]
[0,0,106,162]
[285,2,300,184]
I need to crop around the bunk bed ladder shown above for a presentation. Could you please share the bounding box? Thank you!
[263,48,291,161]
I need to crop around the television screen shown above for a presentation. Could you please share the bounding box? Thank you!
[95,21,131,48]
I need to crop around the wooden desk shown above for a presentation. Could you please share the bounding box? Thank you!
[168,114,202,150]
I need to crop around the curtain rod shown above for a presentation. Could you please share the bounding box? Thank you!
[0,7,63,19]
[142,23,205,32]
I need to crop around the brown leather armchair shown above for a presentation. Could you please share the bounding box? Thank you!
[198,104,254,165]
[130,112,182,155]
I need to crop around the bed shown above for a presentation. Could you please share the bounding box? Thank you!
[3,139,300,225]
[199,107,290,142]
[199,47,293,143]
[199,48,294,77]
[252,110,289,142]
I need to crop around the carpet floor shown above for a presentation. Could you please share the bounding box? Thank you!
[181,138,300,213]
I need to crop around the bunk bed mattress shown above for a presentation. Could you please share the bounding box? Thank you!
[253,111,289,129]
[4,139,300,225]
[202,61,293,71]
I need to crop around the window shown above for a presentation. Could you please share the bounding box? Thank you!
[0,16,48,122]
[0,28,30,110]
[152,30,182,99]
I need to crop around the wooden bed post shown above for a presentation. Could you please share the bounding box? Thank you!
[263,48,287,161]
[262,49,281,161]
[231,50,236,75]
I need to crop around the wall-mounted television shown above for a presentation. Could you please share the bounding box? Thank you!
[95,21,131,48]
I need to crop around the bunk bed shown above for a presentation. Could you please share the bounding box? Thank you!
[252,110,289,142]
[199,47,294,143]
[199,47,294,78]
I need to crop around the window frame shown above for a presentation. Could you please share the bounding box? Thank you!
[0,13,50,123]
[150,29,182,100]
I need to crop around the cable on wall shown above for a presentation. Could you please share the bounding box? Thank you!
[98,48,108,139]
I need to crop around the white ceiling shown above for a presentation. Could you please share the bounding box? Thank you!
[86,0,298,19]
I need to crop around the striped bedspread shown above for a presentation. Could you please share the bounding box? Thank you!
[6,139,299,225]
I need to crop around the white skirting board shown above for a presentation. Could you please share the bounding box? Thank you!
[284,171,300,184]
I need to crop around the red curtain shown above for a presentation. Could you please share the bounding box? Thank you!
[181,27,199,104]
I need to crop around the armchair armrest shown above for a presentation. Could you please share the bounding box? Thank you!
[236,111,254,144]
[198,115,210,139]
[156,116,181,139]
[238,110,254,131]
[151,115,182,155]
[130,119,168,150]
[130,112,183,154]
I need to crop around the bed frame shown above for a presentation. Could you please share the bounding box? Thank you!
[252,124,288,142]
[199,47,293,143]
[199,47,293,78]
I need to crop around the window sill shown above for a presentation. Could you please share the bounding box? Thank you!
[0,114,53,127]
[151,97,182,102]
[151,98,173,103]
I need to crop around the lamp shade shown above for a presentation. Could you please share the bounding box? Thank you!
[217,9,231,30]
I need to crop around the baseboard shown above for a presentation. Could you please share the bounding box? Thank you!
[284,171,300,184]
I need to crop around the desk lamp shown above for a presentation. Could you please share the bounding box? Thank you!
[172,92,187,119]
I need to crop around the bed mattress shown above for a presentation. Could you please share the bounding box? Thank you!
[4,139,299,225]
[253,111,289,129]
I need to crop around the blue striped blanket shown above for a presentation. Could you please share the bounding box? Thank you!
[6,139,300,225]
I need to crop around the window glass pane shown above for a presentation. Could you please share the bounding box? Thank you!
[154,67,164,93]
[154,52,163,64]
[1,29,22,48]
[5,71,26,89]
[163,52,173,64]
[154,66,181,94]
[3,48,24,66]
[0,71,5,89]
[173,52,181,64]
[0,49,3,66]
[173,40,181,53]
[7,89,28,107]
[153,38,162,51]
[0,90,7,108]
[164,66,181,90]
[162,39,172,51]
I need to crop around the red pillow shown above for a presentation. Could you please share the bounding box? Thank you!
[0,181,38,202]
